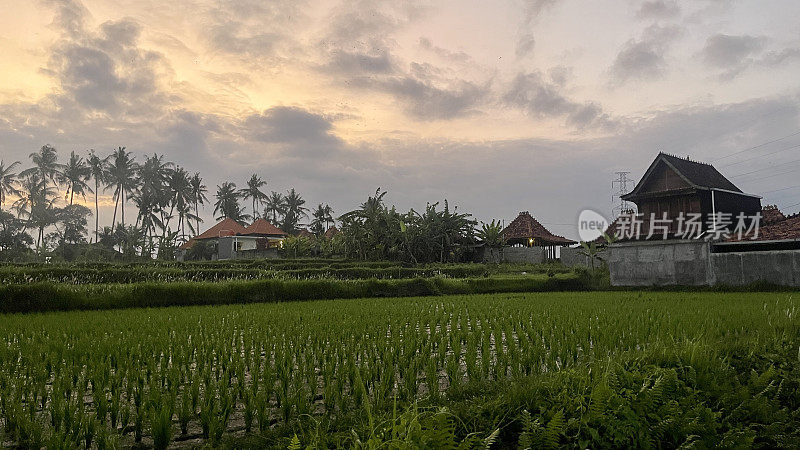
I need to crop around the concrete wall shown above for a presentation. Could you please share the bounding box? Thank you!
[712,250,800,287]
[608,240,712,286]
[560,247,590,267]
[482,246,547,264]
[609,240,800,287]
[218,237,234,260]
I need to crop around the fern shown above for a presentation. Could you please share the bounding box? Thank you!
[287,433,301,450]
[543,410,565,449]
[483,428,500,449]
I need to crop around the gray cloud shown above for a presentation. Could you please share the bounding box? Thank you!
[609,25,682,84]
[243,107,340,147]
[699,34,800,80]
[418,38,471,64]
[40,2,176,120]
[371,75,489,120]
[44,0,89,38]
[504,71,616,129]
[636,0,680,20]
[515,0,558,59]
[701,34,766,68]
[322,48,395,76]
[515,34,536,59]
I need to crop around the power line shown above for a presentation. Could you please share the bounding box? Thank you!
[718,142,800,168]
[729,158,800,178]
[759,184,800,194]
[656,106,798,156]
[709,129,800,162]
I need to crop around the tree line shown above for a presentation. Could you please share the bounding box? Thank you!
[0,145,326,260]
[1,145,504,262]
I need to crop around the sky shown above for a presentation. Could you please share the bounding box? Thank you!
[1,0,799,240]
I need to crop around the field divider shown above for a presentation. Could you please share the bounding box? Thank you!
[0,274,588,314]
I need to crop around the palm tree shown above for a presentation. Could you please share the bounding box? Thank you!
[213,182,247,222]
[310,203,335,235]
[13,174,58,250]
[240,174,268,220]
[87,150,108,242]
[166,167,193,241]
[106,147,139,234]
[189,173,208,235]
[61,151,92,205]
[282,188,308,234]
[0,160,21,212]
[264,191,286,224]
[20,145,64,190]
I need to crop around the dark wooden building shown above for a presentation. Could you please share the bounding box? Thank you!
[621,153,761,237]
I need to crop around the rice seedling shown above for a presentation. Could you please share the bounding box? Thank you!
[1,291,798,447]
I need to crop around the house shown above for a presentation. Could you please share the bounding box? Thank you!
[178,218,287,261]
[500,211,576,260]
[620,153,761,238]
[324,226,341,239]
[607,155,800,287]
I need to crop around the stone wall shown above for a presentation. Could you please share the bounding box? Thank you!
[560,246,590,267]
[607,240,713,286]
[712,250,800,287]
[481,246,547,264]
[608,240,800,287]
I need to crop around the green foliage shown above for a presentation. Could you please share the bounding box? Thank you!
[0,272,586,313]
[339,188,477,263]
[1,292,799,448]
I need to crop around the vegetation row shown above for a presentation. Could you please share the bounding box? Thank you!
[0,274,587,314]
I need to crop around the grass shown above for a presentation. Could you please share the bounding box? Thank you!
[1,291,799,448]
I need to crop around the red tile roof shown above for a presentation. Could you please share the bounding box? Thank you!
[761,204,786,225]
[194,218,248,240]
[296,228,314,239]
[750,213,800,241]
[242,219,287,236]
[502,211,576,245]
[324,226,340,239]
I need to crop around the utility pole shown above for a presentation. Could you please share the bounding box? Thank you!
[612,171,634,218]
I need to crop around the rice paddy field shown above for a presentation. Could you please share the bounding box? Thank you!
[2,291,799,448]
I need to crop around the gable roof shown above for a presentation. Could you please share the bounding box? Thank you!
[297,228,314,239]
[194,218,248,240]
[324,226,341,239]
[623,153,744,200]
[242,219,287,236]
[501,211,576,245]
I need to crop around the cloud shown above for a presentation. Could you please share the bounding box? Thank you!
[514,0,558,59]
[44,0,90,38]
[371,74,489,120]
[40,4,177,120]
[636,0,680,20]
[700,34,766,68]
[699,34,800,80]
[418,38,471,64]
[515,34,536,59]
[243,106,340,147]
[609,25,682,84]
[322,48,395,76]
[504,71,616,129]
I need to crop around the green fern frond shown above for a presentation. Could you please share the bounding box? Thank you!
[543,410,565,449]
[483,428,500,449]
[287,434,301,450]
